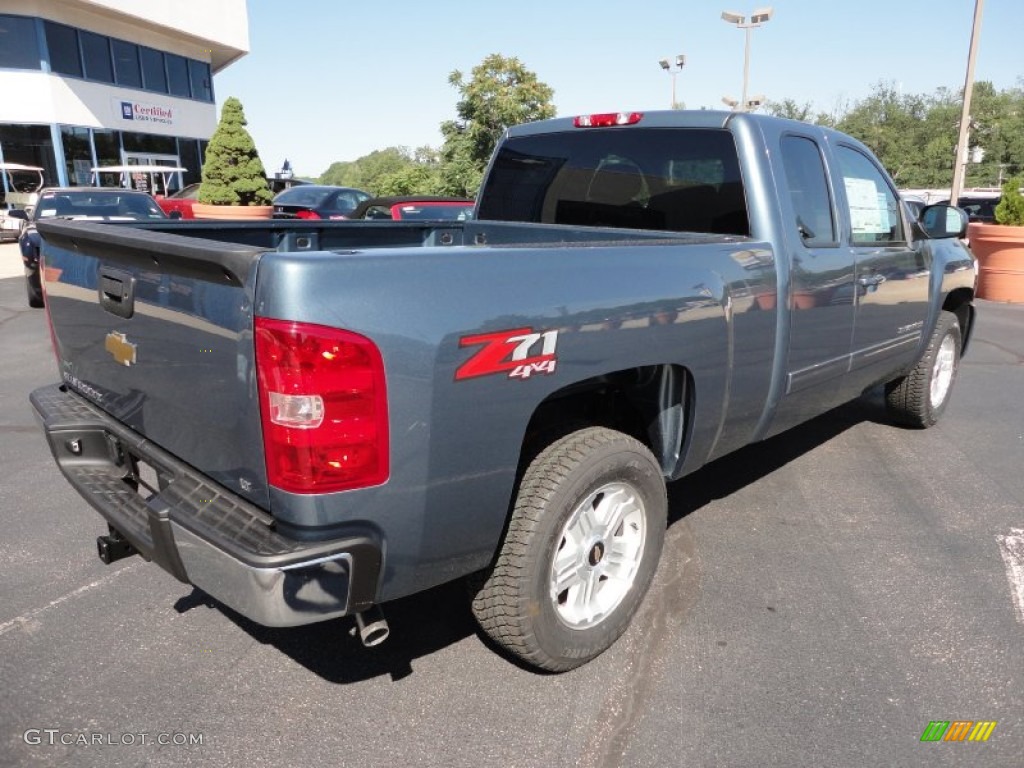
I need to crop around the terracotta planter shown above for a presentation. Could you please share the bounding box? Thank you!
[967,222,1024,303]
[192,203,273,220]
[792,290,817,310]
[754,291,776,311]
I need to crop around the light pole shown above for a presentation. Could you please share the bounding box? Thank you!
[951,0,985,202]
[658,55,686,109]
[721,7,773,110]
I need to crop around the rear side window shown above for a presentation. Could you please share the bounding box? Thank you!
[477,128,749,235]
[780,135,836,246]
[836,145,903,245]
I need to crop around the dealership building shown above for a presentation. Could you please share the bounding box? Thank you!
[0,0,249,193]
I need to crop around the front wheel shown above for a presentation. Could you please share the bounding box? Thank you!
[471,427,667,672]
[885,310,962,428]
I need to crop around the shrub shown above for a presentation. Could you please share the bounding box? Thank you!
[994,176,1024,226]
[198,97,273,206]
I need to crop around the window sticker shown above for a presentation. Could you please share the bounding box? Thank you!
[845,177,886,234]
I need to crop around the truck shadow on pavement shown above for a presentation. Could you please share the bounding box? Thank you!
[174,388,891,684]
[665,386,890,523]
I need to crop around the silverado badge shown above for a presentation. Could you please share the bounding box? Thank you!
[105,331,137,367]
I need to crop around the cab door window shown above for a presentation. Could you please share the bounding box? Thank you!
[835,146,904,245]
[780,135,836,246]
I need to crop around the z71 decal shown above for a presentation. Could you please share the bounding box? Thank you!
[455,328,559,381]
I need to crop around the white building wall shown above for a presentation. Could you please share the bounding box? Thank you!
[0,71,216,138]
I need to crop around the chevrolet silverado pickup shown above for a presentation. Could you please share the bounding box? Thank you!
[31,111,976,671]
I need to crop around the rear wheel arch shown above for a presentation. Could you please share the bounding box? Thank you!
[516,363,693,480]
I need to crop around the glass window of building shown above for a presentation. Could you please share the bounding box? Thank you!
[0,125,59,186]
[0,15,41,70]
[60,126,94,186]
[81,31,114,83]
[166,54,190,98]
[112,39,142,88]
[93,130,122,185]
[177,138,202,186]
[44,21,82,77]
[122,131,177,155]
[188,59,213,102]
[140,46,167,93]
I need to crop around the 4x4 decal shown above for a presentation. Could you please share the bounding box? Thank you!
[455,328,559,381]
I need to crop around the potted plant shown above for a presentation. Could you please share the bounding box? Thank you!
[193,97,273,220]
[966,176,1024,303]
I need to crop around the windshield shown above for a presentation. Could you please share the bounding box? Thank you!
[35,191,166,220]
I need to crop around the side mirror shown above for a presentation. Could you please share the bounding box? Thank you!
[168,210,182,220]
[919,204,968,239]
[6,209,28,221]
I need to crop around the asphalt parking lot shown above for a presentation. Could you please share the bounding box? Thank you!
[1,244,1021,767]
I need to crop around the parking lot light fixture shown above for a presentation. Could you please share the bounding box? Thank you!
[721,7,773,110]
[658,54,687,109]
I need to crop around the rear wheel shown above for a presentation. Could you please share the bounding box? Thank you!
[885,310,961,428]
[471,427,667,672]
[26,273,43,308]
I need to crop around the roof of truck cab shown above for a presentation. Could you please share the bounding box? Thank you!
[506,110,737,137]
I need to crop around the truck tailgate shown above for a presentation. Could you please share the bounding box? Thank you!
[36,219,272,509]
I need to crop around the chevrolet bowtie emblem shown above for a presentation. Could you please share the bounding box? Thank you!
[105,331,137,366]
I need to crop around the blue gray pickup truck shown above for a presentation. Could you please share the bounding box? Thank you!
[31,111,976,671]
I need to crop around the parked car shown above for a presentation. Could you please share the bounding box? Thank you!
[1,163,47,239]
[901,196,926,221]
[272,185,370,220]
[936,194,1000,223]
[348,195,475,221]
[156,182,201,219]
[16,187,166,307]
[158,178,311,219]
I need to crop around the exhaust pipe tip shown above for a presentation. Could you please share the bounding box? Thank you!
[354,606,389,647]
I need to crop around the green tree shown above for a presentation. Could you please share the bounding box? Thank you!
[317,147,440,195]
[438,54,555,196]
[994,176,1024,225]
[835,81,933,185]
[764,98,815,122]
[198,97,272,205]
[318,160,356,187]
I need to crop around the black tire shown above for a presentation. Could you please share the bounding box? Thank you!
[471,427,667,672]
[26,275,44,308]
[885,310,961,428]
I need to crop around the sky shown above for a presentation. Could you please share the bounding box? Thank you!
[214,0,1021,179]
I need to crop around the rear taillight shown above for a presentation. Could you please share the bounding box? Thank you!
[295,210,321,220]
[254,318,389,494]
[573,112,643,128]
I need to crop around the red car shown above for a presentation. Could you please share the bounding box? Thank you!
[156,182,200,219]
[347,195,475,221]
[158,178,312,219]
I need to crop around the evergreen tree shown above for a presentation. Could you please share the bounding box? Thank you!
[198,97,272,206]
[994,177,1024,225]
